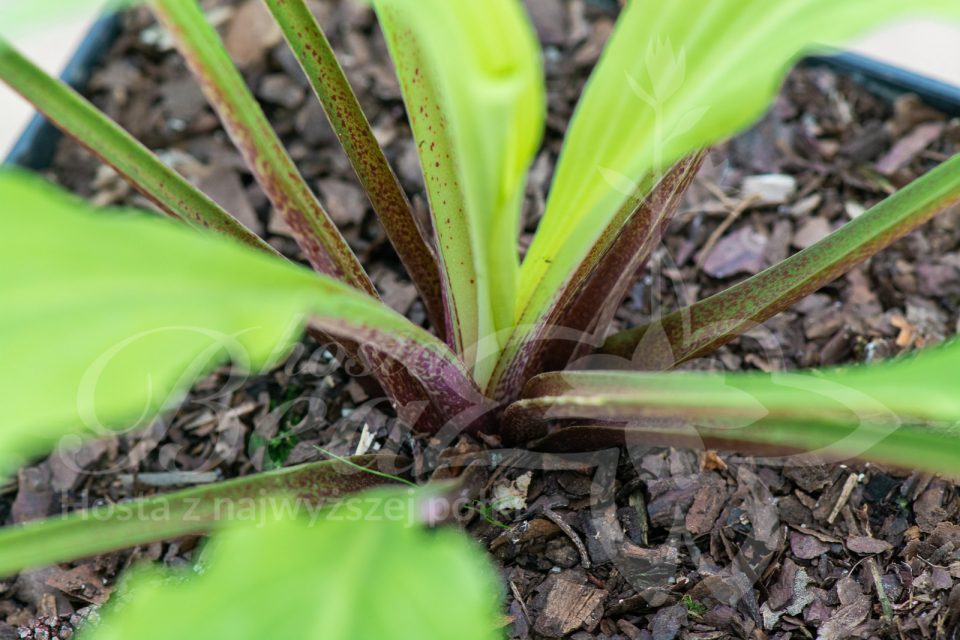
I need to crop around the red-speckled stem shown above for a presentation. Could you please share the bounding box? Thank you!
[0,38,273,254]
[266,0,446,336]
[149,0,375,294]
[487,155,704,403]
[602,152,960,368]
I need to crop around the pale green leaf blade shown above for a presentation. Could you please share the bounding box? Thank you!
[0,37,273,253]
[0,1,139,36]
[373,0,545,383]
[0,455,401,577]
[601,152,960,368]
[519,0,960,328]
[85,488,503,640]
[0,171,465,473]
[506,340,960,473]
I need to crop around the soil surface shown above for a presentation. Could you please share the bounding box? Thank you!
[6,1,960,638]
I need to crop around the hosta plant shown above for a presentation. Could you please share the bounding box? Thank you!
[3,0,960,637]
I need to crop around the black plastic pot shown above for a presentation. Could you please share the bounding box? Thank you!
[806,52,960,117]
[4,14,120,169]
[5,20,960,169]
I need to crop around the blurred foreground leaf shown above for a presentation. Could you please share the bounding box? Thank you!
[86,488,504,640]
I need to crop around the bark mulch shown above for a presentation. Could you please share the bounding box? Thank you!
[5,1,960,638]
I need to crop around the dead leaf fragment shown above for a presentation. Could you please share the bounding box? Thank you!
[492,472,532,512]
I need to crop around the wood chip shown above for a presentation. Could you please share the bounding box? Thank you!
[316,178,368,227]
[650,603,688,640]
[701,225,768,278]
[224,0,283,69]
[45,565,112,606]
[543,508,591,569]
[792,216,832,249]
[12,465,54,524]
[489,518,560,551]
[789,531,831,559]
[741,173,797,205]
[685,472,726,536]
[876,121,945,176]
[846,535,893,554]
[816,595,870,640]
[196,170,261,233]
[523,0,567,46]
[532,574,607,637]
[827,473,858,524]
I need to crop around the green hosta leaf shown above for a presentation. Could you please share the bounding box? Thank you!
[0,38,272,253]
[86,488,503,640]
[0,171,465,474]
[505,340,960,473]
[487,153,704,402]
[0,455,401,577]
[518,0,960,335]
[0,1,138,35]
[373,0,544,383]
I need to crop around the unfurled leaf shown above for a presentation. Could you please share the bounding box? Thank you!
[0,0,139,36]
[264,0,447,335]
[149,0,374,291]
[0,455,402,577]
[87,488,503,640]
[373,0,544,382]
[602,151,960,368]
[505,341,960,473]
[488,154,703,402]
[0,171,473,473]
[518,0,960,350]
[0,38,271,253]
